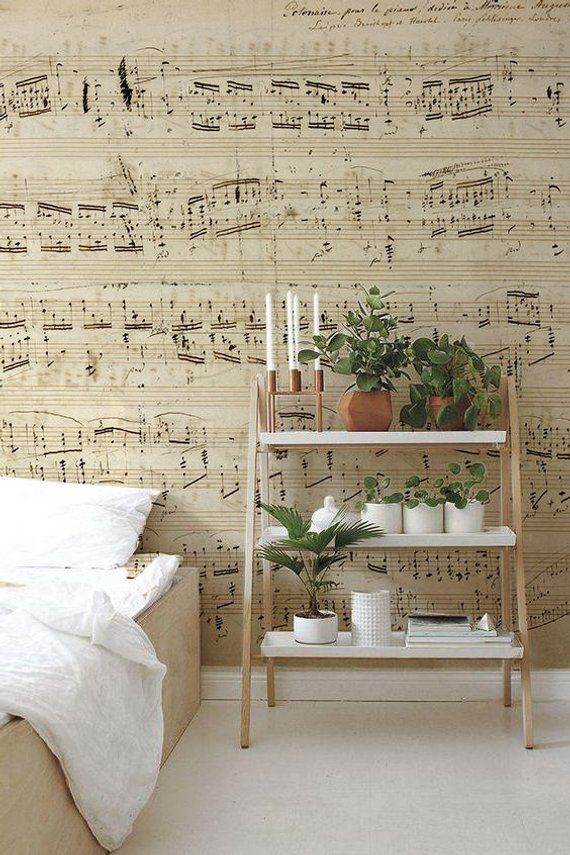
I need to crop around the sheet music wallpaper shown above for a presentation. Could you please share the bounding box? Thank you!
[1,0,568,666]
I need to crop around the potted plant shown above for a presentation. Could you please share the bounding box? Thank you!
[257,503,383,644]
[400,335,502,430]
[298,286,410,431]
[403,475,445,534]
[441,462,490,533]
[359,475,404,533]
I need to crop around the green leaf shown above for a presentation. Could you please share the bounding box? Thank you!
[464,402,479,431]
[346,311,361,328]
[452,377,470,403]
[363,476,378,490]
[405,475,421,488]
[366,290,385,310]
[475,490,490,503]
[332,356,354,375]
[333,519,384,548]
[436,402,459,427]
[469,462,486,480]
[363,314,386,332]
[356,372,379,391]
[405,498,419,509]
[488,395,502,419]
[256,545,304,576]
[409,383,425,405]
[328,332,348,351]
[412,338,436,360]
[260,504,310,538]
[400,401,426,428]
[448,462,461,475]
[455,497,468,510]
[380,476,391,489]
[298,349,320,364]
[427,349,449,366]
[486,365,502,388]
[384,492,404,504]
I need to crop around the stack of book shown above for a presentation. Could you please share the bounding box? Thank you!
[405,612,512,646]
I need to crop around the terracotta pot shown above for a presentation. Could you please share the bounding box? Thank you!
[429,395,469,431]
[337,390,393,431]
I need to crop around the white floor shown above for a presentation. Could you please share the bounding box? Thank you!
[120,700,570,855]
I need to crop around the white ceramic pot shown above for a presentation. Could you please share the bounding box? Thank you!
[361,502,402,534]
[403,502,444,534]
[444,500,485,533]
[351,590,391,646]
[294,611,338,644]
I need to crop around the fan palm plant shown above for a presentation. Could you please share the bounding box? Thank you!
[258,504,383,618]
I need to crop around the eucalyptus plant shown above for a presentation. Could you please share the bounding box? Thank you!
[361,475,403,506]
[404,475,445,509]
[441,462,490,509]
[400,335,502,429]
[257,504,383,617]
[298,286,410,392]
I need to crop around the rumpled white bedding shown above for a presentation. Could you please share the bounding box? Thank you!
[0,554,179,850]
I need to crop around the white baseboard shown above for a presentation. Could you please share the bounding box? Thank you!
[201,666,570,702]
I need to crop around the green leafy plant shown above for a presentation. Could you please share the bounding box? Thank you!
[360,475,404,506]
[298,286,410,392]
[441,462,490,509]
[404,475,445,509]
[257,504,383,617]
[400,335,502,429]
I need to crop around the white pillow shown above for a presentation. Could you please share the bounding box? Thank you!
[0,477,160,569]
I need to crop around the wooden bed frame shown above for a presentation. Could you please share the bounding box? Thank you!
[0,566,200,854]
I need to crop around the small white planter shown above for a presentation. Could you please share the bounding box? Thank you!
[361,502,403,534]
[445,500,485,533]
[403,502,444,534]
[294,611,338,644]
[351,590,391,646]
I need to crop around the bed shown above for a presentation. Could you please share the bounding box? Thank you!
[0,564,200,854]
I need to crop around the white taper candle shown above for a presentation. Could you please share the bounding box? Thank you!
[312,290,321,370]
[265,293,275,370]
[286,290,295,369]
[292,293,301,369]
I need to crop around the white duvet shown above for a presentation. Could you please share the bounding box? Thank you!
[0,554,179,851]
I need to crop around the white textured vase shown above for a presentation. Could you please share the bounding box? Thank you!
[403,503,444,534]
[294,611,338,644]
[361,502,403,534]
[445,500,485,533]
[351,590,391,647]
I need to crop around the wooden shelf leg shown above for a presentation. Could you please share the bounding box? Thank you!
[240,376,261,748]
[507,377,534,749]
[499,380,512,708]
[258,376,276,707]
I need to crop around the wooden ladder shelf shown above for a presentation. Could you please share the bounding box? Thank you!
[240,375,533,749]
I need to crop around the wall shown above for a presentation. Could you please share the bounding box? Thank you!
[0,0,568,667]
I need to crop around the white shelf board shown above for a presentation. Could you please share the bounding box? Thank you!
[259,525,516,549]
[261,631,523,660]
[260,430,506,449]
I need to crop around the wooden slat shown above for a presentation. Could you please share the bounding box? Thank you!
[240,376,260,748]
[507,377,534,748]
[499,377,513,708]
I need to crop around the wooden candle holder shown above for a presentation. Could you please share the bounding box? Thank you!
[266,368,324,432]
